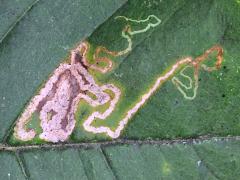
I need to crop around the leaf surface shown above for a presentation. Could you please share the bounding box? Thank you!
[0,0,240,179]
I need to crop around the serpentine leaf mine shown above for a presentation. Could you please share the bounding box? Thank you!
[14,15,223,142]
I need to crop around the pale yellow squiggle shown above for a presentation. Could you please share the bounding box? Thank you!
[115,15,161,35]
[14,11,223,141]
[116,15,161,55]
[13,15,162,142]
[171,45,223,100]
[14,43,223,141]
[91,15,161,73]
[171,66,198,100]
[83,45,223,138]
[116,31,132,56]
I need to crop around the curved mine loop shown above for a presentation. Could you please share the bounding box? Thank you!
[14,64,72,142]
[83,84,121,137]
[76,41,91,66]
[14,41,121,142]
[114,14,161,34]
[14,43,224,141]
[196,45,223,70]
[90,15,161,73]
[171,64,199,100]
[86,45,223,138]
[173,66,194,90]
[83,57,193,138]
[14,13,223,142]
[172,45,224,100]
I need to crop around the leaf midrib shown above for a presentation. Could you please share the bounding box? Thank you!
[1,135,240,152]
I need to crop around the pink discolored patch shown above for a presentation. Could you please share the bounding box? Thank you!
[14,42,121,142]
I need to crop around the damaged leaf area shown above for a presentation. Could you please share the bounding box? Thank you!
[1,0,240,179]
[14,42,121,142]
[12,10,224,143]
[13,15,161,142]
[4,0,240,144]
[13,39,223,142]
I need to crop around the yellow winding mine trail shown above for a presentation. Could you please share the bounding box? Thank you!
[13,14,223,142]
[83,44,223,138]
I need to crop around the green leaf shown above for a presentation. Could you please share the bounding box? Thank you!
[1,138,240,179]
[0,0,127,141]
[0,0,240,179]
